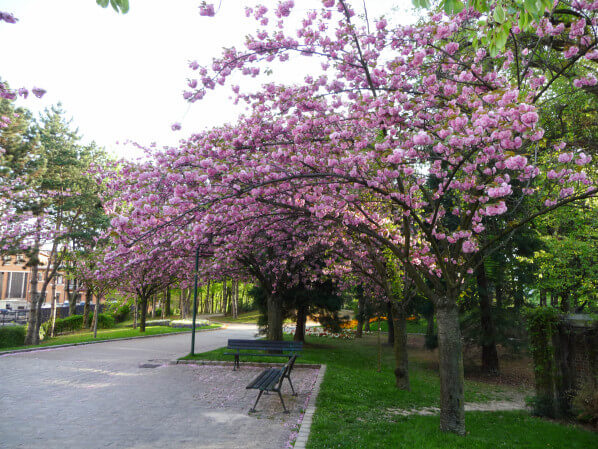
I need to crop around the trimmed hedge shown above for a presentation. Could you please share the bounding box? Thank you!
[51,315,84,335]
[0,325,26,348]
[86,313,115,329]
[43,313,116,337]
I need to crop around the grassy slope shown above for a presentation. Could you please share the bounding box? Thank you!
[184,335,597,449]
[0,324,220,352]
[210,310,262,323]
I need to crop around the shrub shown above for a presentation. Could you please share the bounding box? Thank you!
[51,315,84,335]
[86,313,115,329]
[0,325,26,348]
[154,308,162,317]
[112,303,130,323]
[318,312,344,333]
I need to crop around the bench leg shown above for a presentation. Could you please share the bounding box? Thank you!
[287,376,297,396]
[234,354,239,371]
[277,390,289,414]
[250,390,264,412]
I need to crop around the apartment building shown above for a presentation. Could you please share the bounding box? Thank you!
[0,253,86,310]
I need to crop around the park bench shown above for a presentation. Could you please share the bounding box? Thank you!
[246,355,297,413]
[225,339,303,370]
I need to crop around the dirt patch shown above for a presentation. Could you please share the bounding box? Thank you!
[407,334,535,389]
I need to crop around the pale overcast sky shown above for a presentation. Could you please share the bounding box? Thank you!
[0,0,412,159]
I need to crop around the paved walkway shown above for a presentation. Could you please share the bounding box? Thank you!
[0,324,314,449]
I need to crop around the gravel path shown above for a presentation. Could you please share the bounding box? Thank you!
[0,324,318,449]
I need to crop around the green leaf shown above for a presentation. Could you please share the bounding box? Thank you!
[518,11,530,31]
[119,0,129,14]
[493,4,506,23]
[524,0,539,16]
[96,0,109,7]
[412,0,425,8]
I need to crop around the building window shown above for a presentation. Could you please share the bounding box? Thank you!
[2,255,11,264]
[15,254,25,264]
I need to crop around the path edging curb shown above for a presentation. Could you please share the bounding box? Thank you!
[175,359,321,369]
[293,364,326,449]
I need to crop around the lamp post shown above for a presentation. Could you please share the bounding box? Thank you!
[190,246,200,356]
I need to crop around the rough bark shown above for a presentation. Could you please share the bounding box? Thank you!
[34,283,48,341]
[139,295,148,332]
[294,304,308,342]
[83,288,92,328]
[92,293,100,338]
[392,303,410,390]
[266,293,283,341]
[24,258,41,345]
[476,263,499,375]
[165,289,171,316]
[68,279,77,316]
[436,301,466,435]
[48,278,58,338]
[231,280,238,319]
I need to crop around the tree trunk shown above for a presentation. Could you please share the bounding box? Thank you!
[232,279,238,319]
[165,288,171,316]
[424,306,436,350]
[33,283,48,342]
[436,300,466,435]
[495,284,503,309]
[560,291,570,313]
[68,280,77,316]
[48,278,58,338]
[83,287,92,328]
[205,281,210,313]
[550,291,558,307]
[266,293,283,341]
[387,302,394,346]
[151,294,156,318]
[294,304,308,342]
[179,288,185,320]
[133,297,138,329]
[392,302,410,390]
[356,293,365,338]
[210,283,215,314]
[222,279,229,315]
[476,263,499,375]
[540,289,547,307]
[92,293,100,338]
[139,295,148,332]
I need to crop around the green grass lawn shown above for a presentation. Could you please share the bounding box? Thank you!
[183,334,597,449]
[210,310,262,323]
[0,324,220,353]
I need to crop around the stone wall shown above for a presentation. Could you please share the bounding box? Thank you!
[568,315,598,386]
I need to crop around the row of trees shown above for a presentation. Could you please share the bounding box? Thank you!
[2,0,596,437]
[91,1,597,435]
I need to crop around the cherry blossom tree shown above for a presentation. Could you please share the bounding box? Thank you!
[98,0,598,434]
